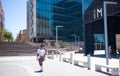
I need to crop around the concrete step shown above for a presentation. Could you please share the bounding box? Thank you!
[0,42,38,56]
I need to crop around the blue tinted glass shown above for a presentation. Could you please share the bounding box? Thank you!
[35,0,83,40]
[36,1,52,20]
[94,34,105,42]
[51,0,62,4]
[83,0,93,14]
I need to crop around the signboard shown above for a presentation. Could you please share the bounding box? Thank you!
[93,8,103,19]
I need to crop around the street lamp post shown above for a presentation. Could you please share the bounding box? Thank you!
[103,1,117,70]
[77,36,80,48]
[56,26,63,50]
[71,34,77,45]
[82,0,84,15]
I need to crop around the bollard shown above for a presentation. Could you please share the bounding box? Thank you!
[87,54,91,70]
[52,51,54,59]
[56,50,58,57]
[46,51,49,58]
[59,52,61,61]
[70,53,73,64]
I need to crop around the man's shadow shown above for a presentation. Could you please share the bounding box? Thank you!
[34,70,43,73]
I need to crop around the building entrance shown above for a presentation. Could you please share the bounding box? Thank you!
[94,43,105,50]
[93,34,105,50]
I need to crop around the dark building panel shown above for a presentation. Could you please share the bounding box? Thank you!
[84,0,120,24]
[84,0,120,55]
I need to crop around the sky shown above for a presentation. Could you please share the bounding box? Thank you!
[1,0,27,39]
[1,0,93,40]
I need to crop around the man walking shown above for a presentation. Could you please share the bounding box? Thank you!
[36,44,46,72]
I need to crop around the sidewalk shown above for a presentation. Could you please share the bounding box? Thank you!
[0,63,30,76]
[0,50,119,76]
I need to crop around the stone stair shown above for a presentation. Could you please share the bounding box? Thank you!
[0,42,39,56]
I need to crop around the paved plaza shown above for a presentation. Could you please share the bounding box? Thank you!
[0,51,119,76]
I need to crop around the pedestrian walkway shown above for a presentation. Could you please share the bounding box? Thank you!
[0,50,119,76]
[0,63,30,76]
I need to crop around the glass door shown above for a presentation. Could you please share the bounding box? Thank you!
[93,34,105,50]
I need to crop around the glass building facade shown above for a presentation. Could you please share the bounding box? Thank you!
[52,0,82,41]
[27,0,84,42]
[36,0,52,37]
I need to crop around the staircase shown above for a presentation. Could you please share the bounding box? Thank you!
[0,42,39,56]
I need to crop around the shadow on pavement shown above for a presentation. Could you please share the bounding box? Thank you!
[96,70,111,76]
[34,70,43,73]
